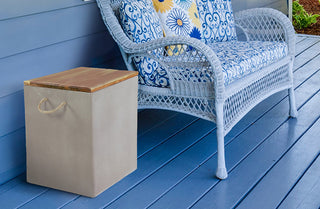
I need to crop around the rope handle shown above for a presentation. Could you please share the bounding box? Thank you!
[38,97,66,114]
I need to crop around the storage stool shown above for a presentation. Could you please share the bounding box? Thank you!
[24,67,138,197]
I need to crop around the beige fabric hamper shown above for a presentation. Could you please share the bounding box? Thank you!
[24,67,138,197]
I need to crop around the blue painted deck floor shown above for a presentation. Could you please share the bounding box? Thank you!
[1,34,320,209]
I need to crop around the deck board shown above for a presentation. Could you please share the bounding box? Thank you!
[295,36,306,43]
[294,41,320,70]
[66,42,320,208]
[105,129,219,209]
[137,110,178,137]
[19,117,205,209]
[62,119,214,209]
[191,89,320,209]
[0,175,24,196]
[235,119,320,209]
[116,59,320,208]
[296,172,320,209]
[0,35,319,209]
[150,67,320,209]
[278,155,320,209]
[137,113,198,157]
[293,55,320,87]
[294,36,320,56]
[0,178,46,209]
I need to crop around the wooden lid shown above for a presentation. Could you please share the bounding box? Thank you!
[24,67,138,93]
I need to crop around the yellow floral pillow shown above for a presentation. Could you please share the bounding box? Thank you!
[152,0,203,55]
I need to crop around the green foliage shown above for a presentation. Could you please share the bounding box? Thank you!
[292,0,320,30]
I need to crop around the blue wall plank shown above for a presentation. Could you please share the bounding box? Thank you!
[0,0,123,184]
[0,34,126,139]
[0,32,118,98]
[0,91,24,137]
[0,128,26,184]
[0,0,288,20]
[232,0,288,14]
[0,32,121,182]
[0,3,106,59]
[0,0,95,20]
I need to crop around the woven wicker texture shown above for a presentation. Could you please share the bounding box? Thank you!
[96,0,297,179]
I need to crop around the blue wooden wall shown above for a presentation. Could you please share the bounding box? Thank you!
[0,0,288,185]
[233,0,288,14]
[0,0,125,185]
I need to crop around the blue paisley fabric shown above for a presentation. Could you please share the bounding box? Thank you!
[134,41,288,87]
[180,41,288,86]
[209,41,288,85]
[196,0,237,43]
[119,0,170,87]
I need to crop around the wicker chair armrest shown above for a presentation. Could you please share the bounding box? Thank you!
[126,36,225,98]
[235,8,296,56]
[124,36,217,62]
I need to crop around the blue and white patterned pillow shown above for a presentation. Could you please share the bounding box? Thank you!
[119,0,170,87]
[197,0,237,43]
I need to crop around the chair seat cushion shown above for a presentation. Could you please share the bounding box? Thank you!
[209,41,288,85]
[144,41,288,88]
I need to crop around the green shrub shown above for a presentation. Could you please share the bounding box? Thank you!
[292,0,320,29]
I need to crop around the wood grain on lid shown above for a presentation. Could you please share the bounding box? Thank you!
[24,67,138,93]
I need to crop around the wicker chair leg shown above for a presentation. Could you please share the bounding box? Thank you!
[289,87,298,118]
[215,104,228,180]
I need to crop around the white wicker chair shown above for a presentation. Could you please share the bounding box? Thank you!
[96,0,298,179]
